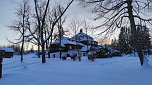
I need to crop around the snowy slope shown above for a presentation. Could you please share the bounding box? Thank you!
[0,53,152,85]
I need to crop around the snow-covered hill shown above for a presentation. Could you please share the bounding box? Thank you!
[0,53,152,85]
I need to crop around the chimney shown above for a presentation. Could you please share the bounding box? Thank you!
[80,29,83,33]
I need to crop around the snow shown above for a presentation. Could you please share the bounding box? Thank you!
[70,29,98,45]
[80,45,91,52]
[71,32,93,41]
[53,37,84,47]
[0,48,15,52]
[0,53,152,85]
[143,56,151,68]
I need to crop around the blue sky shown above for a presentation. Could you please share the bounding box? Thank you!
[0,0,18,46]
[0,0,95,46]
[1,0,152,47]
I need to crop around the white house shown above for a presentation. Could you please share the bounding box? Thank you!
[50,29,98,57]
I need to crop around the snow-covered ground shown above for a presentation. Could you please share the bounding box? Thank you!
[0,53,152,85]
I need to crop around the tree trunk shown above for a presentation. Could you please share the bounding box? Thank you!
[21,38,24,62]
[20,9,25,62]
[48,42,51,58]
[38,42,40,58]
[45,31,48,51]
[127,0,144,65]
[41,26,46,63]
[59,30,62,59]
[59,38,62,59]
[48,36,53,58]
[41,43,46,63]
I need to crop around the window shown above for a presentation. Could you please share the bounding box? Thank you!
[69,46,72,50]
[83,53,86,56]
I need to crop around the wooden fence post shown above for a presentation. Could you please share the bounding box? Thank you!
[0,51,4,78]
[0,56,3,78]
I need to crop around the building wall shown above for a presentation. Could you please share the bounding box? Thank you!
[4,52,13,58]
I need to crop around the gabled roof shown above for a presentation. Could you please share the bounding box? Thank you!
[71,32,93,41]
[0,48,15,52]
[70,29,94,42]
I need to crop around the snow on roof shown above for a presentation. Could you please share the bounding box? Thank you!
[0,48,15,52]
[53,37,84,47]
[95,45,106,50]
[71,30,94,42]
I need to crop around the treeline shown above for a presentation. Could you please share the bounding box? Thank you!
[0,44,35,54]
[8,0,75,63]
[111,25,151,55]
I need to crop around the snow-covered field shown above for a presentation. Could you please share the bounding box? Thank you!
[0,53,152,85]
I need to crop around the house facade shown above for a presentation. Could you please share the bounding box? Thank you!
[50,29,98,57]
[70,29,98,46]
[50,37,83,53]
[70,29,98,54]
[0,48,15,58]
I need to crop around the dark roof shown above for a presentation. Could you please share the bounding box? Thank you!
[0,48,15,52]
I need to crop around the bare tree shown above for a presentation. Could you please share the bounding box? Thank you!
[28,0,74,63]
[33,0,50,63]
[56,5,66,59]
[69,18,83,36]
[9,0,30,62]
[69,19,83,54]
[82,18,92,51]
[46,5,66,59]
[80,0,152,66]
